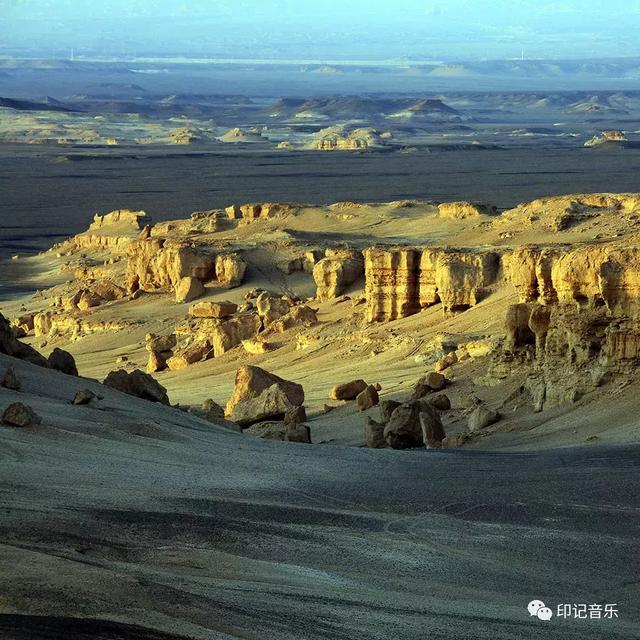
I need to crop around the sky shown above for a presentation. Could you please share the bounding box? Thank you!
[2,0,640,60]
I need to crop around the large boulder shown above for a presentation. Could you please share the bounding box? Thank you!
[384,400,444,449]
[331,379,368,401]
[47,348,78,376]
[175,276,205,303]
[215,253,246,288]
[2,402,42,427]
[357,385,379,411]
[225,365,304,426]
[103,369,170,405]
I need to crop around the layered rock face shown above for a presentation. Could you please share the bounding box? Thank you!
[225,203,298,221]
[89,210,151,231]
[492,238,640,409]
[365,247,499,321]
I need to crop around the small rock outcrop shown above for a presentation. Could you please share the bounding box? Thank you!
[225,365,305,426]
[384,400,444,449]
[215,253,246,289]
[0,313,47,367]
[189,301,238,319]
[103,369,170,405]
[1,366,20,391]
[313,249,364,301]
[2,402,42,427]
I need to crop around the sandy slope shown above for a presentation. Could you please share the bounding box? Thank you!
[0,353,639,639]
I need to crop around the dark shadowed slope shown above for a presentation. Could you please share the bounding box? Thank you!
[0,353,639,639]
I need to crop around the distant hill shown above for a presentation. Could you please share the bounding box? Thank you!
[0,96,77,112]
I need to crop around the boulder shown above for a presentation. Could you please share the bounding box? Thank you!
[365,417,387,448]
[145,333,177,353]
[146,350,168,373]
[166,341,212,370]
[47,348,78,376]
[215,253,246,288]
[412,371,446,398]
[284,405,307,426]
[225,365,305,426]
[427,394,451,411]
[1,366,20,391]
[202,399,225,422]
[384,400,443,449]
[209,313,262,357]
[103,369,170,405]
[73,389,96,405]
[434,351,458,372]
[242,339,274,355]
[256,292,290,326]
[2,402,42,427]
[379,399,401,423]
[357,385,379,411]
[468,405,501,432]
[175,276,205,303]
[419,407,446,448]
[331,379,368,401]
[189,300,238,319]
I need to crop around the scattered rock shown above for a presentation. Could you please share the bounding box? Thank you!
[384,401,426,449]
[468,405,501,432]
[1,366,20,391]
[2,402,42,427]
[427,394,451,411]
[285,423,311,443]
[73,389,96,405]
[202,398,225,422]
[434,351,457,372]
[357,384,379,411]
[365,417,387,448]
[166,341,212,370]
[256,292,290,326]
[175,276,205,303]
[419,407,446,448]
[47,348,78,376]
[103,369,170,404]
[331,379,368,401]
[225,365,305,426]
[189,300,238,319]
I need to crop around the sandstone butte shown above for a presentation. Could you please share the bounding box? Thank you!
[5,192,640,449]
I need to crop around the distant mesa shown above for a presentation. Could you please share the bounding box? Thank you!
[218,127,265,143]
[308,126,387,150]
[584,130,627,147]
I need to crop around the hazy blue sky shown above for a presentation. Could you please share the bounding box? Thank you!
[3,0,640,60]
